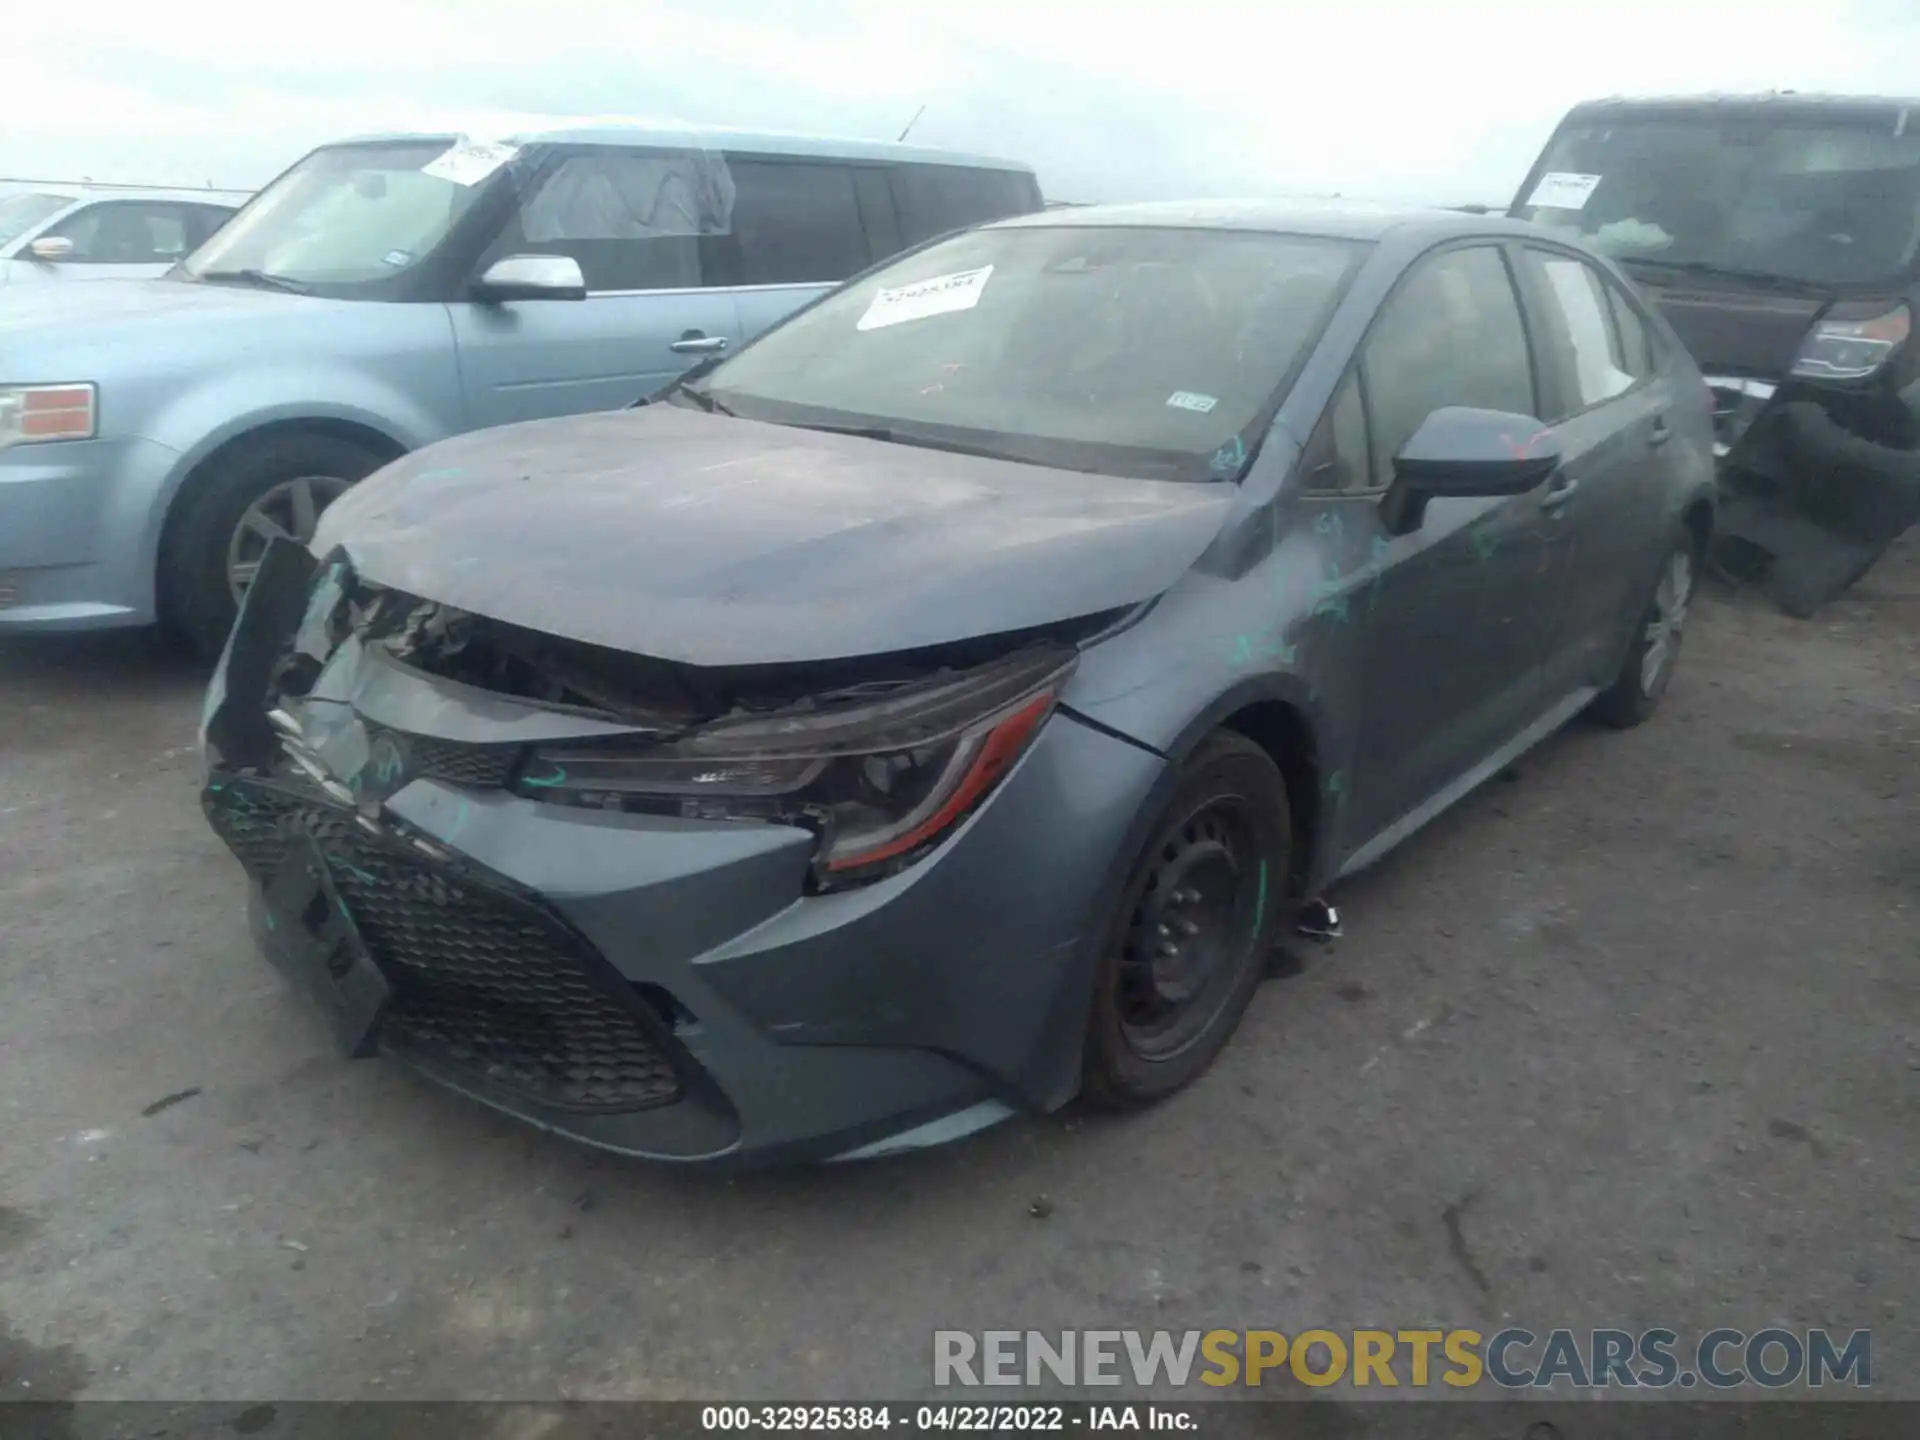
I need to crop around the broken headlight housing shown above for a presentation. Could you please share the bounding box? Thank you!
[513,645,1077,889]
[1790,302,1911,381]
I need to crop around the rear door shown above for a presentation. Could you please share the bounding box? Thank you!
[447,145,744,426]
[1510,243,1678,700]
[720,155,880,345]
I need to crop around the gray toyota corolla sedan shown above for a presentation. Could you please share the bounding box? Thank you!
[199,201,1717,1168]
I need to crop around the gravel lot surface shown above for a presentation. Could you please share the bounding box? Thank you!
[2,541,1914,1410]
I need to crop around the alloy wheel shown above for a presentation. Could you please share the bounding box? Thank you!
[1639,549,1694,694]
[226,475,352,603]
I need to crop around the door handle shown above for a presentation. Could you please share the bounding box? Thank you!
[1647,412,1672,447]
[670,334,728,355]
[1539,475,1580,513]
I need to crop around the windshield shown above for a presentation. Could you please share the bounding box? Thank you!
[181,141,493,293]
[694,224,1365,482]
[0,192,73,249]
[1513,114,1920,288]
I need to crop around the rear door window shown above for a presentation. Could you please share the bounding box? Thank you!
[1606,281,1657,379]
[726,160,870,284]
[891,165,1040,245]
[1517,247,1638,416]
[1361,245,1536,484]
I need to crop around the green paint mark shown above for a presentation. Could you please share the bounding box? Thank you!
[263,912,276,931]
[330,858,376,886]
[1470,529,1499,563]
[522,765,568,789]
[1253,859,1269,935]
[1326,769,1348,797]
[1226,633,1299,667]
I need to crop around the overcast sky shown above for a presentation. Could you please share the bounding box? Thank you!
[8,0,1920,205]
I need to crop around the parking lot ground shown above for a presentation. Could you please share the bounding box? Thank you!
[2,540,1916,1406]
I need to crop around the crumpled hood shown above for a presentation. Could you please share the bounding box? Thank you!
[0,275,310,337]
[314,405,1239,665]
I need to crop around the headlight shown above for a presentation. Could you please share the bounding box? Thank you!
[514,645,1077,889]
[0,383,97,449]
[1790,304,1910,381]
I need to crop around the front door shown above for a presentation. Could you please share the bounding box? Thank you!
[448,145,743,429]
[1340,243,1571,843]
[24,199,207,282]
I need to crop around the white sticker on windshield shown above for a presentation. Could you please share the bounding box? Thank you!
[1525,171,1603,211]
[857,265,994,331]
[422,139,519,187]
[1166,391,1218,413]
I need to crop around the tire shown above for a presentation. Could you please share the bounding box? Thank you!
[1590,523,1698,729]
[1081,730,1293,1109]
[161,432,387,661]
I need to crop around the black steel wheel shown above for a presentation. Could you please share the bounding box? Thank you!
[1083,730,1292,1107]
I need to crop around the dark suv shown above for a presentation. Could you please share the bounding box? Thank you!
[1512,92,1920,612]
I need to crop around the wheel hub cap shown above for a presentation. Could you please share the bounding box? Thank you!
[1117,805,1258,1060]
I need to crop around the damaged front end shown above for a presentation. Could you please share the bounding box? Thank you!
[1693,301,1920,616]
[198,539,1109,1162]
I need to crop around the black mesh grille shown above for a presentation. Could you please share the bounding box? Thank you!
[204,776,682,1112]
[363,725,520,790]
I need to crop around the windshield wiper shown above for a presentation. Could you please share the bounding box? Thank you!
[779,420,1018,462]
[195,268,313,295]
[1620,257,1829,295]
[662,378,736,416]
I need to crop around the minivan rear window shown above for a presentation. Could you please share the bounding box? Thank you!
[892,165,1040,245]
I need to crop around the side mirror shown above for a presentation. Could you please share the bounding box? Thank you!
[471,253,586,303]
[1381,407,1561,534]
[28,235,74,263]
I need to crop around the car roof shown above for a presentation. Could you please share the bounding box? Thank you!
[0,182,248,206]
[331,122,1034,173]
[989,197,1538,243]
[1561,92,1920,122]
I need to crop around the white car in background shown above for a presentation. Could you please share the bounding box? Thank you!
[0,184,250,284]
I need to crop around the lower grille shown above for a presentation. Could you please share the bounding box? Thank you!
[205,775,682,1112]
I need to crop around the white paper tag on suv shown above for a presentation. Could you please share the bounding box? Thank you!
[1525,171,1602,210]
[422,140,519,187]
[857,265,994,331]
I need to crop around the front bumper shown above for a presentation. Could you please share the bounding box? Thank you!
[201,623,1164,1169]
[1706,371,1920,614]
[0,434,180,631]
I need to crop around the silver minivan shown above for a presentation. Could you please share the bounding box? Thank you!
[0,125,1041,653]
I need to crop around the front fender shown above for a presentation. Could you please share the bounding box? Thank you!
[130,358,466,580]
